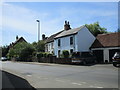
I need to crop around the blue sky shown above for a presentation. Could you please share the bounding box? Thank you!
[2,2,118,46]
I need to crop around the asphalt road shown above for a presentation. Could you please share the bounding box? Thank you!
[1,61,119,89]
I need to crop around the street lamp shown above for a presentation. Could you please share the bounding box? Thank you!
[36,20,40,42]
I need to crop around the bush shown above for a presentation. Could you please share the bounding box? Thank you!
[19,44,35,61]
[37,52,44,59]
[7,42,35,61]
[47,53,53,57]
[62,50,70,58]
[37,52,53,59]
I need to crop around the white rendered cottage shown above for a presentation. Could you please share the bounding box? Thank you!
[45,21,95,57]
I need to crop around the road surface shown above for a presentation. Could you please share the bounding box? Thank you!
[1,61,119,89]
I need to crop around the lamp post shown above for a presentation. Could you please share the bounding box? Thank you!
[36,20,40,43]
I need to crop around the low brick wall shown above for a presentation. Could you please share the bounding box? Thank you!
[38,57,72,64]
[55,58,72,64]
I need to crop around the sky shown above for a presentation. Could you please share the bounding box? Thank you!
[1,2,118,46]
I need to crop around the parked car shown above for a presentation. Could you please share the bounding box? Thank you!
[112,52,120,67]
[1,57,8,61]
[71,52,96,65]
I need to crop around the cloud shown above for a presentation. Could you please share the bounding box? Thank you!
[2,2,117,35]
[2,2,117,45]
[2,3,66,38]
[2,3,49,35]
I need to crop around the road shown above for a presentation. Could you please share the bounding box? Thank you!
[1,61,119,89]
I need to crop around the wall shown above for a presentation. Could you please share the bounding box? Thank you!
[54,34,77,57]
[45,42,54,54]
[104,49,109,62]
[54,26,95,57]
[77,26,95,52]
[91,47,120,63]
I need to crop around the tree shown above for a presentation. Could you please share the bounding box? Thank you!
[2,45,9,57]
[32,40,45,52]
[7,42,35,61]
[7,48,16,58]
[85,22,107,36]
[19,44,35,61]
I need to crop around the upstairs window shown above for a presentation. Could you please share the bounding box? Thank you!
[70,37,73,45]
[58,39,61,46]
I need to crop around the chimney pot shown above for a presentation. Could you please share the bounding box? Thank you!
[64,21,71,30]
[16,35,18,40]
[42,34,46,40]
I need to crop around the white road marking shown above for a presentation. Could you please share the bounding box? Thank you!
[72,82,82,85]
[27,75,32,77]
[43,78,48,80]
[56,79,65,82]
[89,85,94,87]
[81,82,86,84]
[96,86,103,88]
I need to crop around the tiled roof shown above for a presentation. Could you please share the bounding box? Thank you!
[55,25,85,39]
[91,32,120,48]
[45,30,64,43]
[9,37,27,48]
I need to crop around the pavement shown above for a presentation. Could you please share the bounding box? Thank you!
[1,70,36,90]
[1,61,119,89]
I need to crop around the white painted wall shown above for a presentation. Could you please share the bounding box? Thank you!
[54,26,95,57]
[76,26,96,52]
[45,42,54,54]
[104,49,109,62]
[54,35,76,57]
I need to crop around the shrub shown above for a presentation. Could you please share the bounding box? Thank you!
[43,52,47,57]
[47,53,53,57]
[8,42,35,61]
[37,52,53,58]
[62,50,70,58]
[19,44,35,61]
[37,52,44,59]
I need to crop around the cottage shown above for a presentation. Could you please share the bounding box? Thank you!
[9,36,27,49]
[45,31,63,54]
[45,21,95,57]
[90,32,120,63]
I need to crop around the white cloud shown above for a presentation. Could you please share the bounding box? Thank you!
[2,2,66,38]
[1,2,117,45]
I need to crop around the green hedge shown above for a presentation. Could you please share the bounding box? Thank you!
[62,50,70,58]
[37,52,53,59]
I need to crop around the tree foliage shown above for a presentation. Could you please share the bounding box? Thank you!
[2,45,9,57]
[85,22,107,36]
[32,40,45,52]
[7,42,35,61]
[19,44,35,61]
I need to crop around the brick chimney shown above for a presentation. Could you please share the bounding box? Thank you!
[16,35,19,40]
[42,34,46,40]
[64,20,71,30]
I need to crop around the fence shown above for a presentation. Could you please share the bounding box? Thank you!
[38,56,72,64]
